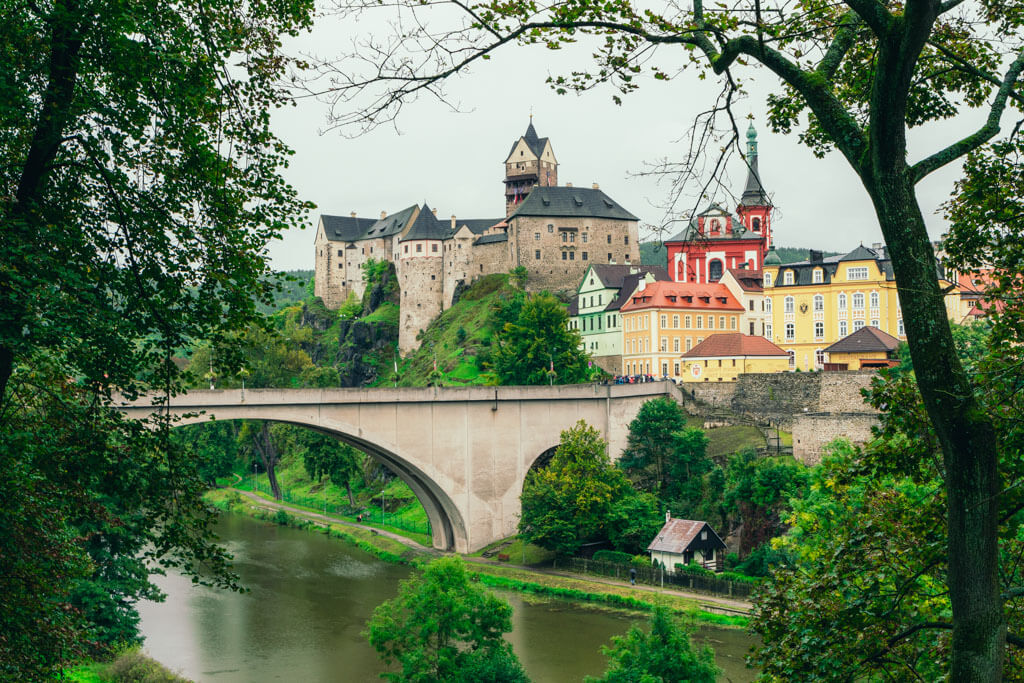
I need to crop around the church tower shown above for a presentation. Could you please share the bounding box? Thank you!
[735,122,772,254]
[504,118,558,216]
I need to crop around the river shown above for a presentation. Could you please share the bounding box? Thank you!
[138,514,757,682]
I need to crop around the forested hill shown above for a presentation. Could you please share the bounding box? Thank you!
[639,243,840,269]
[258,270,314,314]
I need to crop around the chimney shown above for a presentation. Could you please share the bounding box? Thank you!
[637,279,647,292]
[566,182,573,188]
[592,182,600,189]
[871,242,883,251]
[432,208,437,217]
[630,266,640,275]
[809,249,823,263]
[380,210,387,220]
[350,211,357,218]
[666,510,671,523]
[451,215,456,229]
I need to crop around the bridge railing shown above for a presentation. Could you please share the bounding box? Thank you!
[249,480,432,537]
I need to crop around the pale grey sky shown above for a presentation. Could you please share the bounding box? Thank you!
[265,9,989,271]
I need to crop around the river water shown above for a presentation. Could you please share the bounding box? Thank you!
[138,514,757,682]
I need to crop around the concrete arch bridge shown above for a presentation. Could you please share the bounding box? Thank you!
[119,383,681,553]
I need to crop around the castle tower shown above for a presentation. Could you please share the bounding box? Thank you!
[504,118,558,216]
[736,122,772,254]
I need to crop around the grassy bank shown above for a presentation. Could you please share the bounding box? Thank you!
[64,649,191,683]
[206,489,749,629]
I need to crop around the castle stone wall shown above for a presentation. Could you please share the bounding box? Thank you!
[398,255,444,353]
[792,412,879,465]
[819,371,877,412]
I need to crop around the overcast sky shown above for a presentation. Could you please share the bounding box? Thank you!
[264,8,991,271]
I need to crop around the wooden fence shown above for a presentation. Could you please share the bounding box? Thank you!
[563,557,757,600]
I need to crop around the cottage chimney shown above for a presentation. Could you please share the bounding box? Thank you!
[666,510,671,523]
[451,215,456,229]
[637,279,647,292]
[809,249,823,263]
[380,210,387,220]
[566,182,573,188]
[350,211,357,218]
[432,208,437,217]
[592,182,600,189]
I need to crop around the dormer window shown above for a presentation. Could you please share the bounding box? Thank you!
[813,268,823,283]
[764,272,772,287]
[784,270,794,285]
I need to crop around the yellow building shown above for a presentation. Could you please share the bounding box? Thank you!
[761,245,947,370]
[620,281,744,379]
[679,333,790,382]
[823,326,901,370]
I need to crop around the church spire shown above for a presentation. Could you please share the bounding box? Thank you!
[740,122,768,207]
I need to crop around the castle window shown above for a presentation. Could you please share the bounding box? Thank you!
[788,350,796,368]
[765,323,772,339]
[847,266,869,280]
[624,235,629,244]
[784,270,794,285]
[569,252,575,260]
[562,252,567,261]
[673,338,680,352]
[582,252,588,260]
[562,232,567,243]
[548,224,554,233]
[720,315,726,328]
[337,249,343,257]
[730,317,736,329]
[370,247,374,253]
[535,233,540,240]
[570,232,576,242]
[582,233,588,243]
[337,264,343,269]
[624,254,630,262]
[708,316,714,329]
[854,319,865,331]
[816,349,825,367]
[898,318,904,335]
[607,253,612,261]
[686,338,692,351]
[535,250,541,260]
[696,316,703,329]
[674,362,680,376]
[813,268,823,283]
[708,259,723,282]
[607,234,612,244]
[871,319,879,328]
[432,244,438,252]
[431,275,435,280]
[870,291,879,308]
[404,245,408,253]
[684,315,692,329]
[660,338,667,352]
[672,315,679,329]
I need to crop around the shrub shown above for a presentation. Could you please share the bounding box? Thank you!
[593,550,633,565]
[274,509,291,526]
[105,650,190,682]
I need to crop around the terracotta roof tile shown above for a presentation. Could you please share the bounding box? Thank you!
[620,282,744,313]
[681,333,789,358]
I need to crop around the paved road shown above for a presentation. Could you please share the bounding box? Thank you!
[228,488,752,613]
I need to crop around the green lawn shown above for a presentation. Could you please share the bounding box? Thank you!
[705,425,766,458]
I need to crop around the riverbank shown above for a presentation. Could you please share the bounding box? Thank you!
[64,649,191,683]
[205,488,751,626]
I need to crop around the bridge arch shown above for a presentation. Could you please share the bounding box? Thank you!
[173,411,466,552]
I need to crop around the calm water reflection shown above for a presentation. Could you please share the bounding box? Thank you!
[138,514,756,681]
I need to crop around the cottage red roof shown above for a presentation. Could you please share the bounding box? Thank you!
[726,267,764,292]
[619,281,744,313]
[824,326,901,354]
[681,333,788,358]
[647,518,724,554]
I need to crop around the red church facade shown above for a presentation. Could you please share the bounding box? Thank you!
[666,123,773,283]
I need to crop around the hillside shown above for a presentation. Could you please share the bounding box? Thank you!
[381,274,515,387]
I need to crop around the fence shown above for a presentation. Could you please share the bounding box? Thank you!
[250,480,432,536]
[564,557,757,600]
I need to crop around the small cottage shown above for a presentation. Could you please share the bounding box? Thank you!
[823,325,901,370]
[647,513,727,573]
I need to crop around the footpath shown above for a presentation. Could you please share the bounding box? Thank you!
[229,488,753,613]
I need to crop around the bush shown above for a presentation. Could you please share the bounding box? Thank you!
[593,549,633,565]
[105,650,190,682]
[676,562,714,577]
[274,509,291,526]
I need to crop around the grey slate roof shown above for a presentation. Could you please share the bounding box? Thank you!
[400,205,449,241]
[824,326,901,354]
[460,219,502,235]
[589,264,671,290]
[772,245,904,287]
[365,205,418,239]
[511,186,639,221]
[604,270,673,312]
[840,244,881,262]
[473,233,508,246]
[320,215,378,241]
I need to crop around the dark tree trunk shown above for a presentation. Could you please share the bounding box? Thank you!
[255,422,282,501]
[345,481,355,507]
[863,169,1004,680]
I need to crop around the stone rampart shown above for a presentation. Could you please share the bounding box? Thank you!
[792,412,880,465]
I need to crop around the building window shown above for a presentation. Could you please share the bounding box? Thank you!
[548,224,554,233]
[404,245,408,253]
[684,315,692,329]
[816,349,825,367]
[784,296,795,313]
[337,263,343,269]
[707,259,724,282]
[838,293,847,310]
[853,292,865,310]
[337,249,343,257]
[813,268,823,283]
[624,235,629,244]
[853,319,865,331]
[582,232,588,243]
[708,316,714,329]
[534,232,540,240]
[784,270,794,285]
[814,321,824,340]
[607,253,613,262]
[764,272,772,287]
[839,320,848,337]
[696,316,703,329]
[813,294,824,312]
[686,338,692,351]
[674,362,680,376]
[847,266,869,280]
[719,315,726,329]
[416,244,422,253]
[871,319,879,328]
[673,338,680,352]
[898,318,904,335]
[607,234,612,244]
[752,217,761,231]
[788,350,796,368]
[562,232,567,243]
[570,232,576,242]
[569,251,575,260]
[870,291,879,308]
[582,252,588,260]
[672,315,679,329]
[660,315,667,328]
[432,243,438,252]
[730,316,737,330]
[660,338,667,352]
[562,252,567,261]
[765,323,772,339]
[785,322,795,341]
[535,250,541,260]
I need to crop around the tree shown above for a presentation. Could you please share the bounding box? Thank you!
[491,292,591,385]
[298,432,363,506]
[365,556,529,683]
[520,420,657,556]
[319,0,1024,675]
[724,449,809,557]
[586,605,719,683]
[0,0,313,674]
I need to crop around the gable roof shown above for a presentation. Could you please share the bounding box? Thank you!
[840,244,881,262]
[588,264,671,290]
[473,232,508,246]
[511,186,639,221]
[507,120,550,159]
[726,267,764,292]
[681,333,789,358]
[399,205,450,241]
[647,518,725,554]
[620,281,744,313]
[320,215,379,242]
[824,326,901,354]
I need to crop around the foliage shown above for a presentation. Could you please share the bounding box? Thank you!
[490,292,591,385]
[593,550,634,565]
[508,266,528,290]
[365,556,529,683]
[585,605,719,683]
[519,421,660,556]
[339,292,364,320]
[103,648,191,682]
[724,450,808,557]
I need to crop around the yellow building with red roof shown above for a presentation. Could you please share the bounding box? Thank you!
[620,281,744,379]
[679,333,791,382]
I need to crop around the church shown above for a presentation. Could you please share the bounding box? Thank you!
[314,121,641,352]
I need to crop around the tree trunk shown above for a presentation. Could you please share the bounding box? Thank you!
[255,422,282,501]
[345,481,355,507]
[864,170,1004,680]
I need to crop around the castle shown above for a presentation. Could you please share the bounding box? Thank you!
[314,120,641,352]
